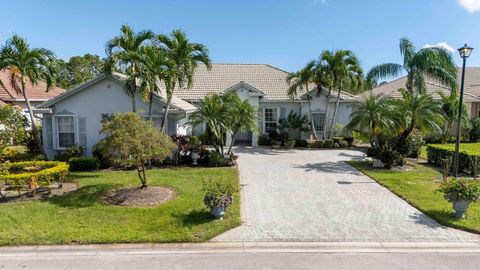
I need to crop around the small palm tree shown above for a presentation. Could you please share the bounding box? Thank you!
[346,94,397,147]
[0,35,57,155]
[323,50,363,138]
[157,29,212,132]
[367,37,457,94]
[105,25,154,112]
[188,94,227,154]
[394,89,444,145]
[225,93,258,154]
[287,61,318,139]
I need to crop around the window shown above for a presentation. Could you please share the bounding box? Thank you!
[151,116,162,129]
[56,116,76,148]
[312,112,325,132]
[264,108,278,133]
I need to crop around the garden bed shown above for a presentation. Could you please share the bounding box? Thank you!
[0,167,240,246]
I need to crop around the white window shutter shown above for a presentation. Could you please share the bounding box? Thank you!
[78,117,87,150]
[44,116,53,150]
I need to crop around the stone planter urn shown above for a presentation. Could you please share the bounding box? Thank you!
[271,142,281,149]
[452,199,470,218]
[210,205,226,219]
[192,152,199,165]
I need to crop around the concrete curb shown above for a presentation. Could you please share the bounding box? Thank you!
[1,242,480,256]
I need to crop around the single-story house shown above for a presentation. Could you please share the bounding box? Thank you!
[0,69,65,124]
[372,67,480,118]
[38,63,358,159]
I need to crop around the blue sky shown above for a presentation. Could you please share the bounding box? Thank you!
[1,0,479,72]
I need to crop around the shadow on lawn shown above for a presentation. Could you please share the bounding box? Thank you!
[47,184,116,208]
[174,209,215,226]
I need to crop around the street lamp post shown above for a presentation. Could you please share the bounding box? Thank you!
[453,44,474,178]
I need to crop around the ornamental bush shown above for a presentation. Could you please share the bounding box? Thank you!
[323,139,334,148]
[427,145,480,174]
[0,146,30,162]
[54,144,83,162]
[68,157,100,171]
[439,178,480,202]
[0,161,69,191]
[202,179,237,208]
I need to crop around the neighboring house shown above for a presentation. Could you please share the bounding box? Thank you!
[371,67,480,118]
[0,69,65,124]
[38,64,358,159]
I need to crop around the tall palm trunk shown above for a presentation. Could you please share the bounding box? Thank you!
[323,86,333,139]
[227,130,238,155]
[329,81,343,138]
[161,95,172,132]
[147,91,154,121]
[305,84,318,140]
[21,81,45,156]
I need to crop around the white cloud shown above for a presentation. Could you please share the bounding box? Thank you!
[458,0,480,13]
[424,42,455,52]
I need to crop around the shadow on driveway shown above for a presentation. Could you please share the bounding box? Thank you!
[292,161,364,176]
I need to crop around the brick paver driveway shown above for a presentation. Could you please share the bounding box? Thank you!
[213,147,479,242]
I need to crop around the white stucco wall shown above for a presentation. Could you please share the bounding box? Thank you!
[42,77,182,159]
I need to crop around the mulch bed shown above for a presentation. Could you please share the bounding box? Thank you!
[0,182,78,203]
[103,186,177,208]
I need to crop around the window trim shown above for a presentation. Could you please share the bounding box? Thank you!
[54,115,77,150]
[311,112,326,133]
[263,107,279,134]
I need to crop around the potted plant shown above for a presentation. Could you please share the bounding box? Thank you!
[189,136,201,165]
[285,138,296,149]
[439,178,480,218]
[203,179,237,219]
[271,140,281,149]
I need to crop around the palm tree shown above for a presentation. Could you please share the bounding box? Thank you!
[394,89,444,146]
[188,94,227,153]
[324,50,363,138]
[438,91,469,141]
[157,29,212,132]
[224,93,258,154]
[287,61,318,139]
[346,94,397,147]
[105,25,154,112]
[0,35,56,156]
[367,37,457,94]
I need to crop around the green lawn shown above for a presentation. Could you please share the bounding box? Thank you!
[420,142,480,160]
[348,161,480,234]
[0,167,240,246]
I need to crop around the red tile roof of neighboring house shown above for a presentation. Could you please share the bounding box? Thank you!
[0,69,65,102]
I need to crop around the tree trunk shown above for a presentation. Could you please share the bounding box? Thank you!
[137,164,147,189]
[147,91,154,121]
[21,81,46,157]
[161,96,172,132]
[329,82,342,138]
[323,87,333,139]
[398,120,415,146]
[227,130,238,155]
[304,84,318,140]
[406,73,414,94]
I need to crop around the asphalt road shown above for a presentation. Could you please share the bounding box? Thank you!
[1,252,480,270]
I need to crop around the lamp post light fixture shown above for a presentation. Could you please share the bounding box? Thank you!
[453,44,473,178]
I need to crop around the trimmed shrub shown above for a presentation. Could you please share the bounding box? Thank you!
[92,140,115,168]
[379,148,404,168]
[366,147,379,158]
[68,157,100,171]
[470,117,480,142]
[208,151,228,167]
[0,161,69,190]
[427,145,480,173]
[344,137,354,147]
[323,139,334,148]
[339,140,349,149]
[295,139,308,148]
[312,140,324,148]
[395,130,424,158]
[54,145,83,162]
[258,134,272,146]
[333,142,340,148]
[331,137,344,144]
[0,146,30,162]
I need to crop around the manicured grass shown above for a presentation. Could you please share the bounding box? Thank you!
[0,167,240,246]
[420,142,480,160]
[348,161,480,234]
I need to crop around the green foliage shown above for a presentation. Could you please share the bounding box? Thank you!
[378,148,405,168]
[207,152,228,167]
[258,134,272,146]
[0,105,28,147]
[92,140,115,168]
[396,129,425,158]
[469,117,480,142]
[0,161,69,189]
[98,112,175,187]
[323,139,334,148]
[202,178,237,208]
[427,145,480,174]
[295,139,308,148]
[68,157,100,171]
[311,140,324,148]
[54,144,84,162]
[440,178,480,203]
[55,54,105,89]
[339,140,349,148]
[278,111,310,134]
[0,146,30,162]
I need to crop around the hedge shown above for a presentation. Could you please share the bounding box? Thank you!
[0,161,69,190]
[68,157,100,171]
[426,145,480,173]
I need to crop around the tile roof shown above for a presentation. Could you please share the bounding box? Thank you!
[164,63,356,101]
[371,67,480,102]
[0,69,65,102]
